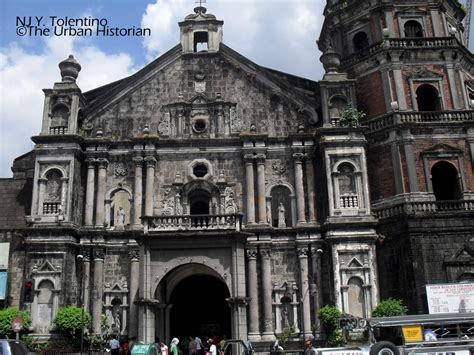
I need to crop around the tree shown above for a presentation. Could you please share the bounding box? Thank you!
[53,305,91,335]
[340,107,366,128]
[372,298,408,317]
[318,305,343,347]
[0,307,31,338]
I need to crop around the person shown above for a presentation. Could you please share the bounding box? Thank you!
[245,339,254,355]
[195,336,203,355]
[424,328,437,341]
[218,335,227,355]
[170,338,180,355]
[208,339,217,355]
[189,336,197,355]
[160,342,169,355]
[122,338,130,355]
[109,336,121,355]
[271,340,283,352]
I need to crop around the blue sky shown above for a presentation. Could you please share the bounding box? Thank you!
[0,0,472,177]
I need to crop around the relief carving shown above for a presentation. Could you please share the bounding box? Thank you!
[230,106,243,133]
[158,111,171,136]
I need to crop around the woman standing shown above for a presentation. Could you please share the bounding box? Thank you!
[170,338,180,355]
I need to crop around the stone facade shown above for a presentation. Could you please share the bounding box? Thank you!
[0,0,473,349]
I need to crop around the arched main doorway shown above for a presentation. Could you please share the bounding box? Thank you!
[156,264,232,342]
[169,274,231,339]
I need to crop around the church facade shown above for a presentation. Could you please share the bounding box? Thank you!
[0,0,473,347]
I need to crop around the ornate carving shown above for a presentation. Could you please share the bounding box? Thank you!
[114,163,127,177]
[132,156,143,166]
[255,154,266,163]
[194,81,206,93]
[175,192,183,215]
[145,156,157,167]
[260,249,271,258]
[230,106,243,133]
[86,158,96,167]
[158,111,171,136]
[272,160,287,175]
[246,248,258,259]
[244,154,255,161]
[293,152,305,162]
[224,187,238,214]
[161,187,183,216]
[97,158,109,169]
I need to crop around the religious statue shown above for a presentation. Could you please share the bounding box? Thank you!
[116,206,125,230]
[113,308,121,334]
[278,203,286,228]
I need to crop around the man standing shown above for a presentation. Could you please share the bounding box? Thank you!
[110,336,121,355]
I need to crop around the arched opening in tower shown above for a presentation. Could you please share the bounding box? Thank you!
[416,84,441,111]
[431,161,461,200]
[404,20,423,37]
[189,189,211,215]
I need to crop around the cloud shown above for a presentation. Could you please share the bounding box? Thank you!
[0,33,135,177]
[141,0,325,79]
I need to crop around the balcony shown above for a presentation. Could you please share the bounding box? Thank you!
[373,199,474,220]
[142,213,243,233]
[364,110,473,133]
[342,37,462,68]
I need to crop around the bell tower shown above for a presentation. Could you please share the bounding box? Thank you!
[319,0,474,312]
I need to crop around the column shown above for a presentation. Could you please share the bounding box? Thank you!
[37,178,47,215]
[84,159,95,226]
[144,156,157,216]
[92,248,105,334]
[446,63,461,109]
[246,248,260,340]
[129,248,140,338]
[260,248,274,340]
[95,158,108,227]
[297,247,311,340]
[133,157,143,225]
[83,252,91,313]
[293,153,306,224]
[310,247,323,335]
[402,131,419,193]
[256,154,267,224]
[244,155,256,224]
[305,157,317,223]
[60,177,68,216]
[392,63,407,110]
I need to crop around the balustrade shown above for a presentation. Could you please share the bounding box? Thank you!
[374,200,474,219]
[340,194,359,208]
[142,213,242,232]
[43,202,60,214]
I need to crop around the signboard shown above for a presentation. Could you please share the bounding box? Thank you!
[0,242,9,269]
[426,283,474,314]
[0,272,7,300]
[402,325,423,342]
[11,315,23,333]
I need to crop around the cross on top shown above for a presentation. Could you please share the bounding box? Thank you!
[195,0,206,7]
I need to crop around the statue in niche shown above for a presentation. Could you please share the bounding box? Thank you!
[225,187,238,214]
[113,307,121,334]
[116,207,125,230]
[278,203,286,228]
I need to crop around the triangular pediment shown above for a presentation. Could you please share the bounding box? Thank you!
[395,7,427,16]
[348,257,363,267]
[421,143,463,155]
[36,260,59,273]
[408,67,443,79]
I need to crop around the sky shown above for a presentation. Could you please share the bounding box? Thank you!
[0,0,472,177]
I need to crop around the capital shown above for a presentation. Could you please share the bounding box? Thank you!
[244,154,255,162]
[85,158,96,167]
[93,248,105,260]
[132,156,144,166]
[297,247,309,257]
[145,156,157,167]
[96,158,109,169]
[246,248,258,259]
[129,248,140,261]
[255,154,266,164]
[260,248,271,259]
[293,152,305,162]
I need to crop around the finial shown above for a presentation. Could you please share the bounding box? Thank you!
[194,0,207,13]
[58,54,81,82]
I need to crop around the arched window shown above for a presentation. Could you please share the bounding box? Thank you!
[352,31,369,52]
[338,163,358,208]
[36,280,54,328]
[431,161,461,200]
[189,189,211,215]
[404,20,423,37]
[50,105,69,134]
[329,96,348,120]
[347,277,365,318]
[270,186,292,228]
[43,170,62,214]
[416,84,441,111]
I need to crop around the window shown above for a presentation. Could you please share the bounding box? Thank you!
[431,161,461,200]
[404,20,423,37]
[193,164,208,178]
[416,84,440,111]
[352,31,369,52]
[193,119,207,133]
[194,31,209,52]
[189,189,211,215]
[50,105,69,134]
[337,163,358,208]
[43,170,62,214]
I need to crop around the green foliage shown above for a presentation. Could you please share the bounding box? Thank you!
[276,325,296,348]
[327,328,344,347]
[53,305,91,334]
[0,307,31,337]
[340,107,366,128]
[372,298,408,317]
[318,305,341,329]
[22,335,50,352]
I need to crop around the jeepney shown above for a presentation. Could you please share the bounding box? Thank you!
[315,313,474,355]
